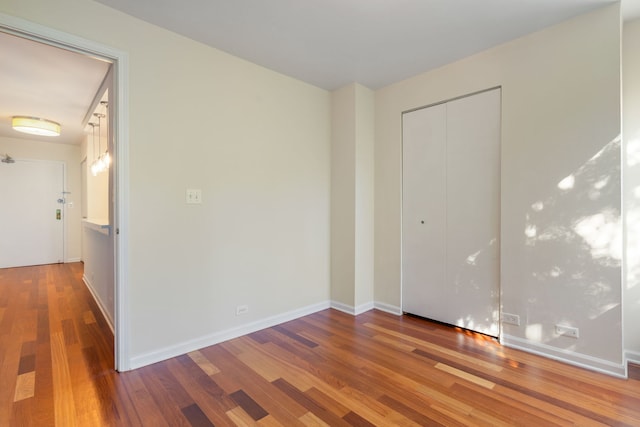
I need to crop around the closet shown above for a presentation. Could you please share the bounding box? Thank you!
[402,88,501,337]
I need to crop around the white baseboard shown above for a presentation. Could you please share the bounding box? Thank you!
[329,301,354,315]
[625,350,640,365]
[330,300,375,315]
[129,300,331,370]
[374,301,402,316]
[330,300,402,316]
[355,301,375,315]
[503,334,626,378]
[82,275,115,333]
[66,257,81,263]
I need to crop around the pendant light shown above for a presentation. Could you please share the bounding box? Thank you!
[89,122,99,176]
[90,110,110,175]
[99,101,111,168]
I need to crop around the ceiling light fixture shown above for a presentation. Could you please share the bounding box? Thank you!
[12,116,61,137]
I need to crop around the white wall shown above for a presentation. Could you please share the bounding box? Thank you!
[354,85,375,309]
[330,83,374,313]
[0,136,82,262]
[623,18,640,363]
[375,5,623,374]
[82,226,114,328]
[1,0,331,368]
[331,85,356,308]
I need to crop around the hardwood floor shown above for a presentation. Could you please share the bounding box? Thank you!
[1,263,640,426]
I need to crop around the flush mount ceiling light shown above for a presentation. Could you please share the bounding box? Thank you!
[12,116,61,137]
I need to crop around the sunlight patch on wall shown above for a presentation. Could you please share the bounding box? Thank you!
[626,136,640,290]
[520,135,621,349]
[525,136,621,264]
[549,267,562,278]
[531,201,544,212]
[626,137,640,167]
[466,250,481,265]
[537,226,572,242]
[557,174,575,190]
[588,302,619,320]
[525,323,543,341]
[572,209,622,261]
[524,224,537,239]
[626,207,640,289]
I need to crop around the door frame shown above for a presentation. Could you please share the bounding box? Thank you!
[0,13,131,371]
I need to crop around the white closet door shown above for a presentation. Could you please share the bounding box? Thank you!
[445,89,500,336]
[402,88,500,337]
[402,104,447,316]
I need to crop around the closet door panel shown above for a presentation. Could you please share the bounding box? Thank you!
[402,105,447,317]
[445,88,501,336]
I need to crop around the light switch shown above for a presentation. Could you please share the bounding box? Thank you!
[186,189,202,204]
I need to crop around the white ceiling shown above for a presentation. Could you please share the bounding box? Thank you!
[2,1,639,147]
[0,32,110,145]
[95,0,628,90]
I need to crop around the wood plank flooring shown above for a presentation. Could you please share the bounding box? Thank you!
[1,263,640,426]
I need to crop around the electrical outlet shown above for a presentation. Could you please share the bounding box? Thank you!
[502,312,520,326]
[236,305,249,316]
[555,324,579,338]
[186,189,202,204]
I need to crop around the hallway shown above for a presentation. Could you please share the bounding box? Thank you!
[0,263,118,425]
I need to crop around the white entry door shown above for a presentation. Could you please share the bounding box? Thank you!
[0,159,65,268]
[402,88,501,337]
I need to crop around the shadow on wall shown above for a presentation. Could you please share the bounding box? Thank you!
[522,135,621,353]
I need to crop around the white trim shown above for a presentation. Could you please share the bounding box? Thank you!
[354,301,375,315]
[503,334,627,378]
[374,301,403,316]
[330,300,401,316]
[62,161,67,264]
[330,301,355,315]
[129,301,331,370]
[330,300,375,315]
[626,350,640,365]
[113,39,130,373]
[82,275,115,333]
[0,12,131,372]
[66,257,82,263]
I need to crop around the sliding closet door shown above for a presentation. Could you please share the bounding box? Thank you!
[402,104,447,316]
[402,88,500,337]
[445,89,500,336]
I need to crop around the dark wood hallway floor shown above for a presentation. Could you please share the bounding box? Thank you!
[1,263,639,426]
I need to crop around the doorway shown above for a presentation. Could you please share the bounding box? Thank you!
[0,13,129,370]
